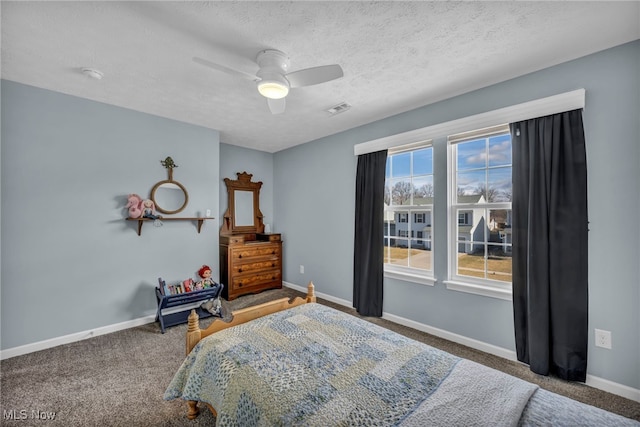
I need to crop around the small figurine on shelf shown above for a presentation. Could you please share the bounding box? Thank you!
[142,199,163,227]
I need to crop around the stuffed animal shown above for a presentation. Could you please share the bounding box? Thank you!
[141,199,159,219]
[201,297,223,317]
[141,199,163,227]
[126,194,143,218]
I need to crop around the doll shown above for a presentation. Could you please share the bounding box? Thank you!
[197,265,223,317]
[197,265,215,288]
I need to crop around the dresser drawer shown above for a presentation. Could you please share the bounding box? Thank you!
[231,270,282,291]
[231,245,280,261]
[232,259,280,275]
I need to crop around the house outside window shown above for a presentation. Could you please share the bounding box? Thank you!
[384,144,434,281]
[447,125,512,296]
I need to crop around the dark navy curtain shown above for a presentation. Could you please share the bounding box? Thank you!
[353,149,387,317]
[511,109,588,382]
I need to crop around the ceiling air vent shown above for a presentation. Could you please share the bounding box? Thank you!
[326,102,351,115]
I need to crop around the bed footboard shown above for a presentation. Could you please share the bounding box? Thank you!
[186,281,316,355]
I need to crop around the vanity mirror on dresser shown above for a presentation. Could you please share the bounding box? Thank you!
[219,172,282,300]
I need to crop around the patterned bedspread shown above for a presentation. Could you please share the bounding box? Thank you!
[165,303,543,426]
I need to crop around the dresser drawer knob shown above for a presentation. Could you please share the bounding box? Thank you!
[238,269,243,273]
[271,263,275,267]
[238,254,243,259]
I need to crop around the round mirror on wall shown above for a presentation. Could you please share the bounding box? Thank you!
[151,180,189,214]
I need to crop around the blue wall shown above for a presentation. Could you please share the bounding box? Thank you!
[273,40,640,389]
[1,81,220,349]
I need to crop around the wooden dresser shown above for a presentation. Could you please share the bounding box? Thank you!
[220,171,282,300]
[220,233,282,300]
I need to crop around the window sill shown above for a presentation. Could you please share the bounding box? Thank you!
[384,268,436,286]
[444,280,512,301]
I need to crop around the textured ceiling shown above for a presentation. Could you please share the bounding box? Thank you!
[2,1,639,153]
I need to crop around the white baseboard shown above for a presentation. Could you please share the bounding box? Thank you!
[284,281,640,402]
[0,300,212,361]
[0,314,157,360]
[284,281,352,307]
[381,311,519,361]
[586,374,640,402]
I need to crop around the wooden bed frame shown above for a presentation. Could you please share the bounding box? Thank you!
[183,281,316,419]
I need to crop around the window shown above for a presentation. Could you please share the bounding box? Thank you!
[357,90,584,299]
[458,212,470,225]
[384,144,434,283]
[447,125,512,297]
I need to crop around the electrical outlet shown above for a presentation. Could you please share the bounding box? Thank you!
[595,329,612,349]
[300,265,305,274]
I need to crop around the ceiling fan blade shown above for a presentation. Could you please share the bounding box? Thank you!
[192,57,258,81]
[267,97,286,115]
[286,64,343,88]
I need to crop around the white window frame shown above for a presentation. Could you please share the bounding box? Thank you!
[355,89,585,297]
[384,142,435,286]
[446,125,512,300]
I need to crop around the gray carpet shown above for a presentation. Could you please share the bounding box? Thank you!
[1,287,639,426]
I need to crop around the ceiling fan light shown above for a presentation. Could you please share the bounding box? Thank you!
[258,80,289,99]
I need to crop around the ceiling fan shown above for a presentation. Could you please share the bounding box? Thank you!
[193,49,343,114]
